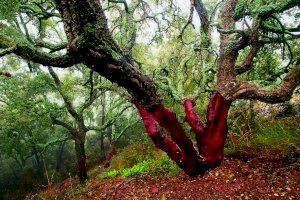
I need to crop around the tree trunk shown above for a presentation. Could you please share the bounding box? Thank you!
[32,146,44,178]
[103,141,117,168]
[56,140,66,172]
[135,91,231,176]
[100,131,104,151]
[75,137,88,183]
[100,92,106,152]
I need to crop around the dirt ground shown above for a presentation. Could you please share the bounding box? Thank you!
[28,154,300,200]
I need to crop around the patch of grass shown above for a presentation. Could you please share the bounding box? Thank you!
[226,117,300,157]
[109,143,159,170]
[100,154,181,179]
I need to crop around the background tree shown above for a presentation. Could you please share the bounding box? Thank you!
[46,66,133,182]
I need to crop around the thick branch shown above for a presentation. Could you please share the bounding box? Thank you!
[35,40,68,53]
[257,0,300,18]
[194,0,209,30]
[234,62,300,103]
[150,104,204,175]
[234,0,300,20]
[183,99,204,134]
[51,117,76,135]
[6,44,78,68]
[135,104,184,168]
[194,0,210,46]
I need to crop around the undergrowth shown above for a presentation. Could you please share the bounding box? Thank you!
[100,154,181,179]
[225,116,300,159]
[101,116,300,180]
[99,142,181,179]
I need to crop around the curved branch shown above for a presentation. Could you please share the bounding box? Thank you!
[35,40,68,53]
[234,44,260,74]
[135,103,185,170]
[108,0,129,13]
[48,67,80,120]
[51,117,76,135]
[183,99,204,134]
[234,0,300,20]
[257,0,300,18]
[234,62,300,103]
[194,0,210,45]
[2,44,79,68]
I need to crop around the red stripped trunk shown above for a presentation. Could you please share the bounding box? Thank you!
[185,92,231,168]
[136,91,230,176]
[75,139,88,183]
[135,104,204,176]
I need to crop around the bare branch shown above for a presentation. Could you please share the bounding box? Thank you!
[178,0,195,40]
[88,105,131,132]
[79,90,103,114]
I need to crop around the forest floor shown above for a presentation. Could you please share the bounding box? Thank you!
[28,153,300,200]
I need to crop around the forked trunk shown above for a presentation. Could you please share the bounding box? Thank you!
[75,138,88,183]
[135,91,230,176]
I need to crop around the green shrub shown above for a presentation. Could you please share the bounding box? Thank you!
[121,161,151,177]
[100,153,181,179]
[109,142,159,170]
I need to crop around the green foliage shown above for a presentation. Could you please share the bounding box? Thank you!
[109,143,157,170]
[226,116,300,157]
[237,48,282,87]
[235,0,293,17]
[100,153,181,179]
[120,160,150,177]
[0,0,20,20]
[250,117,300,155]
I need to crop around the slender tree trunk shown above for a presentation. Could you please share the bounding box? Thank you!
[103,141,117,168]
[56,140,66,172]
[100,92,106,151]
[74,136,88,183]
[32,146,44,178]
[107,125,112,144]
[100,132,104,151]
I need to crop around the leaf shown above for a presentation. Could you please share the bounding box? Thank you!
[161,194,167,200]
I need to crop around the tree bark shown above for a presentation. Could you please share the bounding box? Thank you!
[135,91,230,176]
[74,136,87,183]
